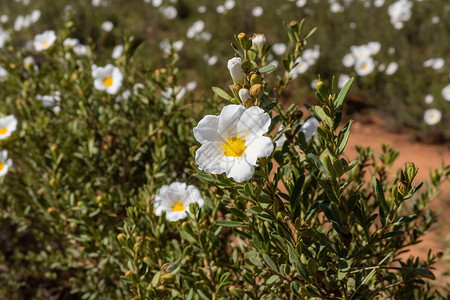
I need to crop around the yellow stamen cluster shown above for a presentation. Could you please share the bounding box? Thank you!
[172,200,186,212]
[0,128,7,135]
[103,76,113,87]
[222,136,247,157]
[0,162,3,171]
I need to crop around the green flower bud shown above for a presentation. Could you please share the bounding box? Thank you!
[250,73,263,86]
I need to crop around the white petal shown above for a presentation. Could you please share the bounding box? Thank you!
[94,79,106,91]
[193,115,221,144]
[218,105,246,138]
[195,141,234,174]
[165,211,187,222]
[226,159,254,182]
[237,106,271,142]
[245,136,274,165]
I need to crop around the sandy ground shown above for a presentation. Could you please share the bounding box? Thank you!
[345,117,450,284]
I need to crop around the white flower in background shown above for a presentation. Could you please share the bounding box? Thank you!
[30,10,41,23]
[92,64,123,95]
[194,105,273,183]
[355,58,375,76]
[14,15,25,31]
[349,22,356,29]
[289,59,309,79]
[431,16,440,24]
[0,150,13,177]
[252,33,266,47]
[385,62,398,75]
[296,0,307,7]
[101,21,114,32]
[0,115,18,140]
[330,2,343,13]
[299,117,319,141]
[154,182,204,222]
[23,56,35,68]
[0,66,8,81]
[424,94,434,104]
[388,47,396,54]
[238,88,251,102]
[378,64,386,72]
[0,15,9,23]
[272,43,287,56]
[152,0,162,7]
[0,27,10,48]
[228,57,245,85]
[374,0,385,7]
[198,6,206,13]
[92,0,101,6]
[204,54,218,66]
[186,20,205,39]
[73,44,88,56]
[367,41,381,55]
[63,38,79,49]
[252,6,263,17]
[160,6,177,19]
[224,0,235,10]
[442,84,450,101]
[112,45,124,59]
[351,45,372,62]
[342,53,356,67]
[338,74,350,89]
[161,86,186,104]
[423,108,441,125]
[33,30,56,51]
[275,124,287,148]
[431,58,444,70]
[388,0,412,29]
[186,81,197,91]
[310,79,320,90]
[36,92,61,114]
[216,5,226,14]
[159,39,183,54]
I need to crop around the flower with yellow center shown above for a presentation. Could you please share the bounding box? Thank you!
[154,182,204,222]
[0,115,18,140]
[423,108,441,126]
[0,150,12,177]
[355,58,375,76]
[194,104,274,183]
[33,30,56,52]
[92,64,123,95]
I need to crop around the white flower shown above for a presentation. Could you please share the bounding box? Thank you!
[354,58,375,76]
[299,117,319,141]
[36,92,61,109]
[351,45,372,62]
[442,84,450,101]
[187,20,205,39]
[160,6,177,19]
[342,53,355,67]
[154,182,204,222]
[0,150,13,177]
[289,59,309,79]
[431,16,440,24]
[63,38,79,49]
[330,2,343,13]
[424,94,434,104]
[92,0,101,6]
[30,10,41,23]
[198,6,206,13]
[152,0,162,7]
[224,0,235,10]
[73,44,88,56]
[92,64,123,95]
[193,105,274,183]
[24,56,35,68]
[186,81,197,91]
[310,79,319,90]
[204,54,218,66]
[296,0,307,7]
[0,27,10,48]
[252,6,263,17]
[239,88,251,102]
[367,41,381,55]
[272,43,287,56]
[431,58,444,70]
[161,86,186,104]
[112,45,124,59]
[0,15,9,23]
[0,66,8,81]
[252,33,266,47]
[385,62,398,75]
[423,108,441,126]
[33,30,56,51]
[275,125,287,148]
[228,57,245,84]
[338,74,350,89]
[388,0,412,29]
[0,115,18,140]
[101,21,114,32]
[216,5,226,14]
[374,0,385,7]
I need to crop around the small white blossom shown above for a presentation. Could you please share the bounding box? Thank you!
[423,108,441,126]
[0,150,13,177]
[112,45,124,59]
[92,64,123,95]
[33,30,57,51]
[101,21,114,32]
[0,115,18,140]
[442,84,450,101]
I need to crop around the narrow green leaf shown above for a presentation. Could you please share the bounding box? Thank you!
[215,220,245,227]
[335,77,354,109]
[263,254,278,271]
[212,87,232,100]
[258,64,276,74]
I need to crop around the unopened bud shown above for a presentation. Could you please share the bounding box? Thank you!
[397,181,408,196]
[228,57,245,85]
[125,270,132,277]
[117,233,126,242]
[237,32,246,41]
[250,73,263,86]
[249,84,263,98]
[239,88,252,102]
[290,21,298,27]
[50,144,57,151]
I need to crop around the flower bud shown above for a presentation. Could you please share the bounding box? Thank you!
[251,33,266,48]
[117,233,126,242]
[238,88,252,102]
[249,84,263,98]
[250,73,263,86]
[227,57,245,84]
[397,181,408,196]
[237,32,252,50]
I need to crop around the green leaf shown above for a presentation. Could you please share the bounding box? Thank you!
[290,281,301,297]
[335,77,354,109]
[372,177,391,213]
[300,285,321,297]
[380,231,403,239]
[266,275,280,285]
[215,220,245,227]
[307,153,330,176]
[151,271,161,287]
[263,254,278,271]
[212,87,232,100]
[249,257,263,268]
[258,64,276,74]
[401,267,435,279]
[303,27,317,40]
[337,120,353,156]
